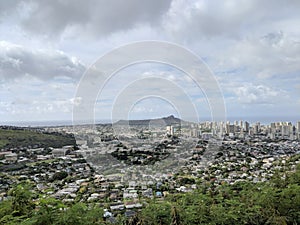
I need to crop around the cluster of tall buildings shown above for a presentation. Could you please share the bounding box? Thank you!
[184,120,300,140]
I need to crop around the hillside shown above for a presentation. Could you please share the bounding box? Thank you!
[0,126,76,150]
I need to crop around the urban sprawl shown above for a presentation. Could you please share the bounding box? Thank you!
[1,117,300,220]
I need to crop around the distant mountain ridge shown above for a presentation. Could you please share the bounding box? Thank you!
[114,115,189,126]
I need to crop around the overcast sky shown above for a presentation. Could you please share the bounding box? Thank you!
[0,0,300,124]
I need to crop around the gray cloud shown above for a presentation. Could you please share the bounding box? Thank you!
[1,0,299,43]
[0,41,85,80]
[1,0,299,42]
[163,0,300,41]
[0,0,21,17]
[17,0,172,38]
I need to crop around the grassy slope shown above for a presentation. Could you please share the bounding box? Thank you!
[0,128,76,149]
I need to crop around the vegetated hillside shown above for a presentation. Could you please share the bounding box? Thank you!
[0,126,76,150]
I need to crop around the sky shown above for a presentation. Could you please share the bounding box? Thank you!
[0,0,300,125]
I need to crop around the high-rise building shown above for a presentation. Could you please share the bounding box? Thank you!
[244,121,249,132]
[297,121,300,132]
[270,123,276,134]
[253,124,259,134]
[297,121,300,139]
[234,121,239,127]
[281,125,291,137]
[226,124,236,134]
[257,122,261,131]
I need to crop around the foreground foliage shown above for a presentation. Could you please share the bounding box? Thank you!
[1,165,300,225]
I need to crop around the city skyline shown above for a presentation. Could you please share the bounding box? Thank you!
[0,0,300,123]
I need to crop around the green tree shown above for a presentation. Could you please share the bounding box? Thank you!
[140,201,171,225]
[8,183,34,216]
[51,171,68,181]
[56,202,103,225]
[32,197,66,225]
[170,205,182,225]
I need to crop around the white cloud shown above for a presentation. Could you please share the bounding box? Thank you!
[0,41,85,80]
[231,83,288,105]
